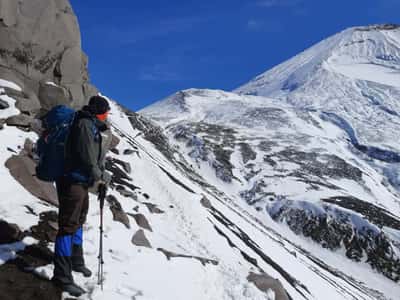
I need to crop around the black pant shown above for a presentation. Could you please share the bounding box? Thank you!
[53,178,89,284]
[56,177,89,235]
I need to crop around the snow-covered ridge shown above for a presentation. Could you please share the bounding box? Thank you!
[235,24,400,152]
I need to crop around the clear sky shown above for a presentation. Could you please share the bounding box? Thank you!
[70,0,400,111]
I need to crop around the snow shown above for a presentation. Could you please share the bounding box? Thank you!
[326,62,400,87]
[140,25,400,299]
[1,25,400,299]
[0,79,22,92]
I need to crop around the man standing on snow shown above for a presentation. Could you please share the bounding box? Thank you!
[52,95,112,296]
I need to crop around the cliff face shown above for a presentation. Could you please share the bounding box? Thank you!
[0,0,97,109]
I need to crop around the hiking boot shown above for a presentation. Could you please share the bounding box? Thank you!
[72,265,92,277]
[52,278,86,297]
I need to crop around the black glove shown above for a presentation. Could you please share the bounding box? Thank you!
[99,171,112,186]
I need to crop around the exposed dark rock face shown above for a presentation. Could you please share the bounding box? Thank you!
[0,0,97,108]
[322,196,400,230]
[170,122,237,182]
[240,180,274,205]
[275,148,363,181]
[268,199,400,282]
[239,142,257,164]
[124,108,175,161]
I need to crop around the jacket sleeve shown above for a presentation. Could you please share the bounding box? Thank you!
[75,119,103,182]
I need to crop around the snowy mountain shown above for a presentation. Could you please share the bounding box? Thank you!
[0,2,400,299]
[236,24,400,152]
[141,25,400,299]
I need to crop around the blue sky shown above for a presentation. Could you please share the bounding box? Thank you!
[70,0,400,111]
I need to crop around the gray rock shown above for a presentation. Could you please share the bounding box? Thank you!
[130,214,153,232]
[143,202,165,214]
[0,220,23,244]
[116,185,135,198]
[131,229,152,248]
[106,195,130,229]
[5,154,58,206]
[0,0,94,106]
[110,134,120,150]
[38,82,70,110]
[6,113,34,128]
[247,272,289,300]
[157,248,218,266]
[14,92,41,115]
[200,196,212,209]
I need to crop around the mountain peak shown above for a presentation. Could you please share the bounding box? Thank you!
[235,24,400,98]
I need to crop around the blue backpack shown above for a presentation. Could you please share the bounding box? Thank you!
[36,105,76,182]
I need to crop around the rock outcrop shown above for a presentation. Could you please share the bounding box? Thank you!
[0,0,97,109]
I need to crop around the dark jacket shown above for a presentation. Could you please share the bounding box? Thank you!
[64,107,108,186]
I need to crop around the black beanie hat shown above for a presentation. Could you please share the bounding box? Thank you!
[88,95,111,115]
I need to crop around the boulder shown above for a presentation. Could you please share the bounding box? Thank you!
[38,82,70,110]
[106,195,130,229]
[6,114,34,129]
[0,0,94,106]
[30,211,58,243]
[130,214,152,232]
[5,154,58,206]
[14,93,41,115]
[247,272,289,300]
[110,134,120,150]
[131,229,152,248]
[0,220,23,244]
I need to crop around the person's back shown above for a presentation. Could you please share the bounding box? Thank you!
[52,96,111,297]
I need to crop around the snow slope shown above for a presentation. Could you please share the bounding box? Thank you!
[140,25,400,299]
[1,78,399,300]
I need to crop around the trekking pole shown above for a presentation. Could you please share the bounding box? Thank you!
[97,184,107,290]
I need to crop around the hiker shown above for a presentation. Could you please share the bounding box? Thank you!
[52,95,112,296]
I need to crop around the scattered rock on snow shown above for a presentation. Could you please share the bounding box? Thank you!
[131,229,152,248]
[157,248,219,266]
[29,211,58,243]
[128,213,153,232]
[111,158,132,174]
[106,195,130,229]
[115,185,135,198]
[247,272,289,300]
[110,134,120,150]
[0,220,24,244]
[200,196,212,209]
[143,202,165,214]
